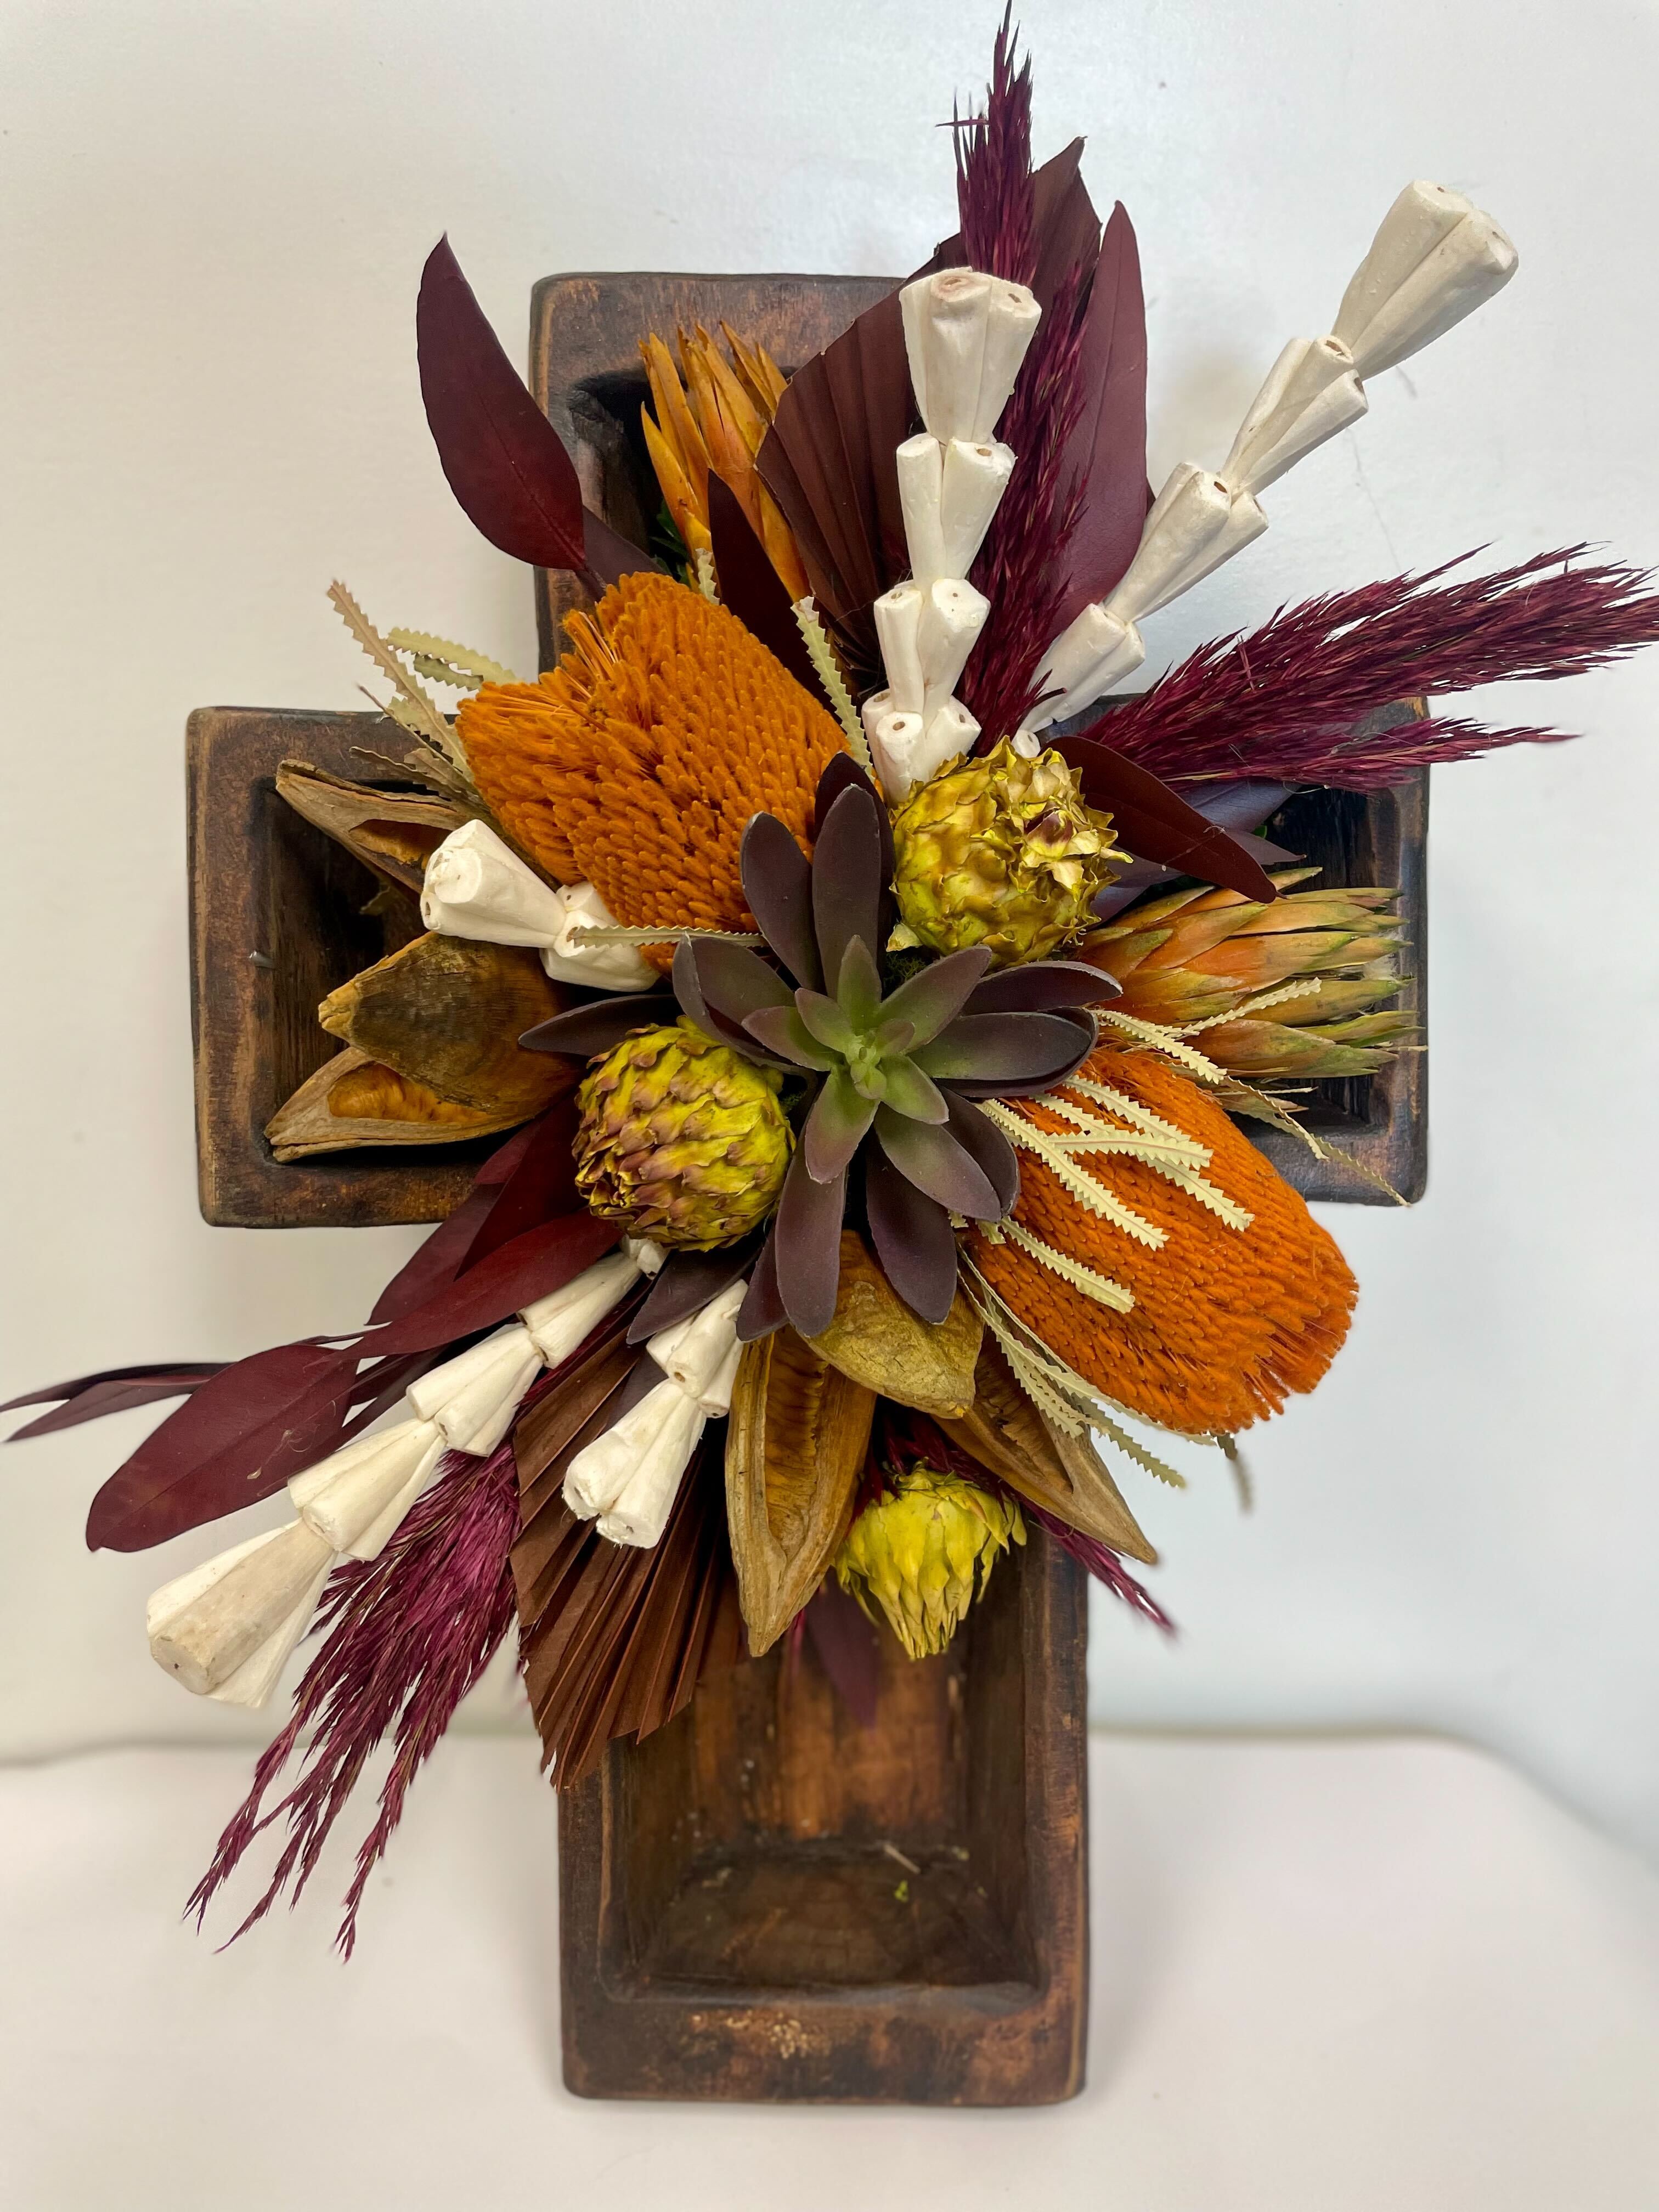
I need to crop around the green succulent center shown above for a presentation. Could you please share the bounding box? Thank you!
[842,1028,890,1099]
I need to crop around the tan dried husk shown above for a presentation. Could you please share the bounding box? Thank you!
[317,933,573,1119]
[274,760,468,898]
[938,1340,1158,1565]
[806,1233,982,1418]
[265,1046,530,1159]
[725,1327,875,1655]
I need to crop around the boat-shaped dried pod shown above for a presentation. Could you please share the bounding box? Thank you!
[806,1232,981,1420]
[317,932,573,1118]
[274,759,469,897]
[725,1325,875,1654]
[266,1045,533,1159]
[937,1339,1155,1565]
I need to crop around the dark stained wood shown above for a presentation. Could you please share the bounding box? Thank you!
[1252,759,1428,1205]
[558,1530,1088,2104]
[187,707,496,1227]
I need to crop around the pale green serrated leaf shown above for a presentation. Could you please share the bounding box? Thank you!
[328,582,477,794]
[386,628,518,689]
[793,596,872,772]
[567,923,765,948]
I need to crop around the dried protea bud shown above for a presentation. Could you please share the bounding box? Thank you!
[1082,870,1413,1079]
[890,738,1121,966]
[574,1020,792,1249]
[834,1464,1024,1660]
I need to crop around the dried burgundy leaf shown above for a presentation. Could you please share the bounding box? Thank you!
[1050,202,1149,634]
[4,1366,225,1442]
[417,239,646,591]
[1055,734,1277,901]
[359,1211,622,1361]
[459,1095,583,1271]
[84,1341,357,1555]
[706,474,820,693]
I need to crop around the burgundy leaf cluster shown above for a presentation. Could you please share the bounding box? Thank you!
[7,1100,617,1555]
[1096,548,1659,788]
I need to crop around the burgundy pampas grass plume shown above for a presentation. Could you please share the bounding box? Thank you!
[1095,547,1659,788]
[962,262,1092,737]
[954,6,1036,287]
[185,1438,521,1957]
[949,14,1099,738]
[1022,1502,1177,1635]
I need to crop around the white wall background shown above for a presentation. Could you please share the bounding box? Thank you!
[3,0,1656,1852]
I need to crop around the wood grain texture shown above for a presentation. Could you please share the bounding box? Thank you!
[558,1530,1088,2105]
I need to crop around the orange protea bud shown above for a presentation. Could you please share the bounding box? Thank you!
[1082,870,1413,1080]
[640,323,810,602]
[455,573,846,959]
[967,1046,1356,1436]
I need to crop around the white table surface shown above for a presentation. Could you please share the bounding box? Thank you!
[2,1730,1656,2210]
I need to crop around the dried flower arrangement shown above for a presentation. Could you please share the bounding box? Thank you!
[10,14,1659,1963]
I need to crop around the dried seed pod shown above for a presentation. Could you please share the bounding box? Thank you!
[317,932,572,1118]
[725,1325,875,1655]
[274,759,469,896]
[806,1233,981,1420]
[937,1340,1156,1565]
[265,1046,531,1160]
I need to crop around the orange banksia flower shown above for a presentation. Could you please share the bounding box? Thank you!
[969,1046,1356,1436]
[456,573,845,956]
